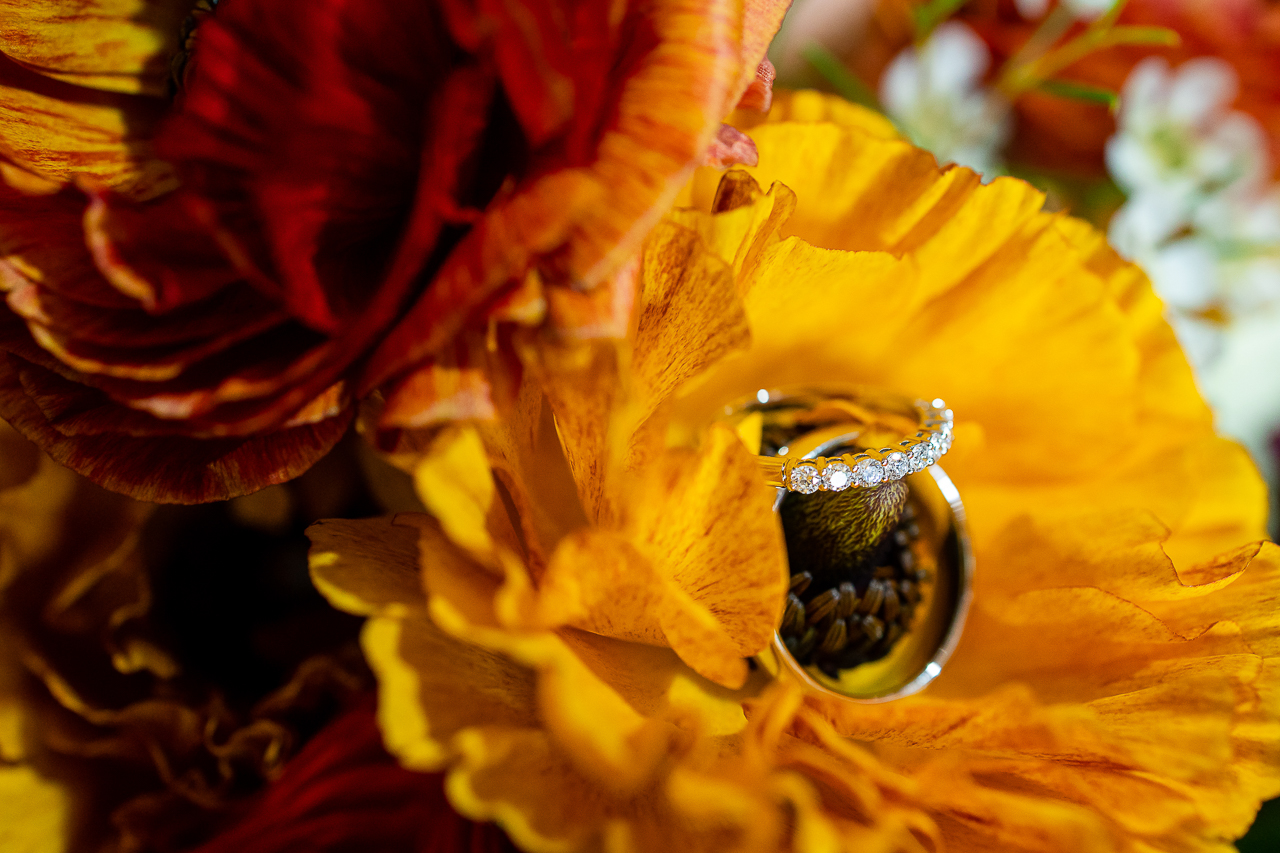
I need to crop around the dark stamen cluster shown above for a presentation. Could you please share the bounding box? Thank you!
[779,503,929,678]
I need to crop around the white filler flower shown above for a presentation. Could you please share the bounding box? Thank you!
[1108,56,1269,241]
[880,22,1012,178]
[1107,56,1280,516]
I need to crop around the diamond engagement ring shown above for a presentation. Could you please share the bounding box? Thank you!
[720,386,973,704]
[758,397,954,494]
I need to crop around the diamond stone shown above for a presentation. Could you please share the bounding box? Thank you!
[907,441,934,472]
[852,457,883,487]
[822,461,853,491]
[789,463,822,494]
[929,429,950,457]
[882,451,909,481]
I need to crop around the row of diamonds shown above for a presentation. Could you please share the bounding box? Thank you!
[783,399,954,494]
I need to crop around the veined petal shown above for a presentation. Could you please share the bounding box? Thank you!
[0,77,173,198]
[361,0,762,389]
[0,0,191,96]
[0,351,352,502]
[620,426,788,676]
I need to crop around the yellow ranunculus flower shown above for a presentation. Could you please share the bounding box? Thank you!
[308,92,1280,853]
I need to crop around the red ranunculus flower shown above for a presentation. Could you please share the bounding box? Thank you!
[0,0,785,503]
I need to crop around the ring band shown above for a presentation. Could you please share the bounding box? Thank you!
[758,397,954,494]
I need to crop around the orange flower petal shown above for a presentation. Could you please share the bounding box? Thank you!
[631,220,751,427]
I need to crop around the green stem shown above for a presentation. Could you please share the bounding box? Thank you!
[1003,24,1179,95]
[1035,78,1119,110]
[999,2,1076,89]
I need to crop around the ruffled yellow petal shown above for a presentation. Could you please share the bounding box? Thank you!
[804,501,1280,851]
[1054,216,1210,435]
[667,173,796,287]
[308,498,962,853]
[400,340,785,690]
[307,516,426,618]
[617,425,786,678]
[961,433,1266,569]
[692,121,1046,268]
[360,615,538,773]
[310,510,818,853]
[672,212,1142,486]
[518,339,626,527]
[413,425,500,563]
[669,95,1276,850]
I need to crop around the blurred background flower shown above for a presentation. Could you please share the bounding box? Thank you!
[879,20,1012,176]
[0,418,397,851]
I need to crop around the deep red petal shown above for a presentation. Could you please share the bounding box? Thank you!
[157,0,473,334]
[0,180,138,309]
[439,0,580,146]
[84,189,247,312]
[5,277,286,351]
[0,351,352,503]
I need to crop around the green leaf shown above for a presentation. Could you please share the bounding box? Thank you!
[801,44,881,111]
[1036,79,1119,110]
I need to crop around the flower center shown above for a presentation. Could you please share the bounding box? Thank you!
[779,491,930,676]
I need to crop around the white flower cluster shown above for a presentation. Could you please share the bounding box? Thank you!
[879,22,1011,179]
[1108,57,1280,366]
[1107,57,1280,499]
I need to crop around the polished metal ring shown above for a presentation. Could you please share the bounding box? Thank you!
[724,386,974,703]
